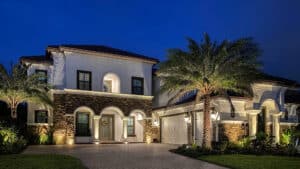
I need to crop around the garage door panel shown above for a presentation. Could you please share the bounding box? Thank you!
[161,114,188,144]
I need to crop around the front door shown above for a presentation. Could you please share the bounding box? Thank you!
[100,115,114,141]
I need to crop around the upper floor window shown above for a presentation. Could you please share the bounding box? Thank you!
[103,80,112,92]
[132,77,144,95]
[127,116,135,136]
[103,73,120,93]
[77,70,91,90]
[35,110,48,123]
[35,69,47,83]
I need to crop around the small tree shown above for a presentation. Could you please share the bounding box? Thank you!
[158,33,261,148]
[0,64,53,119]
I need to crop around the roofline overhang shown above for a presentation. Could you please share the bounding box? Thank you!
[47,46,159,64]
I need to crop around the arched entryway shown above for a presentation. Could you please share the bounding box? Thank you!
[258,99,280,142]
[99,106,124,142]
[128,110,146,142]
[73,106,95,143]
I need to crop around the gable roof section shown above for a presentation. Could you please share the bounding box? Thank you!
[256,73,300,88]
[285,89,300,104]
[20,55,53,65]
[47,44,159,64]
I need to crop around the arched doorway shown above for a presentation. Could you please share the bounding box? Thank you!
[258,100,280,135]
[100,106,124,141]
[129,110,146,142]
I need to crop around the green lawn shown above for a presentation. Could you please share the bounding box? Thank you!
[0,154,87,169]
[198,154,300,169]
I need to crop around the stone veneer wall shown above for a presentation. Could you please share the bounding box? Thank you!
[219,123,248,142]
[52,93,152,144]
[143,119,160,142]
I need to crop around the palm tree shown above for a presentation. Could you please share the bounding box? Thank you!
[0,64,53,120]
[157,33,261,148]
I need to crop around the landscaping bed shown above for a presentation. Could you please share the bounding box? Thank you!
[198,154,300,169]
[0,154,87,169]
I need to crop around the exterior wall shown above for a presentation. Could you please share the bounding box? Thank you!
[55,92,152,116]
[51,91,152,144]
[27,102,53,125]
[57,51,154,95]
[219,122,248,142]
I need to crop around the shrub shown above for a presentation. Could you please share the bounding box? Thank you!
[281,129,292,145]
[26,126,53,145]
[0,124,27,154]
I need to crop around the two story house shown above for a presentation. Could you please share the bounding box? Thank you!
[20,45,158,144]
[20,44,300,146]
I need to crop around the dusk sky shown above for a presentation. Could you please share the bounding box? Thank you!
[0,0,299,81]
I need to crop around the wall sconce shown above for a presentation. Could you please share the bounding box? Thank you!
[184,113,191,123]
[153,119,159,126]
[211,111,220,121]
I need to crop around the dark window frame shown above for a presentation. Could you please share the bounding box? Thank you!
[34,110,48,123]
[127,116,135,137]
[77,70,92,90]
[131,77,144,95]
[35,69,48,83]
[75,112,91,136]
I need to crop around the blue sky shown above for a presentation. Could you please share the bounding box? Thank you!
[0,0,300,81]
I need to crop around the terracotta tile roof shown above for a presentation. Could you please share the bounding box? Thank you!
[48,44,159,63]
[20,55,53,64]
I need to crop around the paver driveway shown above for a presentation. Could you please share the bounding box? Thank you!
[23,144,227,169]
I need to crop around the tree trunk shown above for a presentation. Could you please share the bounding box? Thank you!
[203,94,212,148]
[11,106,17,119]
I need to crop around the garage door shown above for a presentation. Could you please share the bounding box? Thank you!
[161,114,188,144]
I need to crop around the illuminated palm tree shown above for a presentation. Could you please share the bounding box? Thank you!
[157,33,261,148]
[0,64,53,119]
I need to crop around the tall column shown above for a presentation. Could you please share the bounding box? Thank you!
[272,113,282,143]
[248,110,260,138]
[93,116,101,142]
[123,117,128,140]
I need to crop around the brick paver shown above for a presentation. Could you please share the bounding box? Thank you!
[23,144,227,169]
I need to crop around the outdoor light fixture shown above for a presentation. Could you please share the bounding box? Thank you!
[184,113,191,123]
[153,119,159,126]
[210,111,220,121]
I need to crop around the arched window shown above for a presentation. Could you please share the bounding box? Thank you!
[103,73,120,93]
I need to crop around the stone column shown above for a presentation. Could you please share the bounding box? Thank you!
[272,113,282,143]
[123,117,128,140]
[248,110,260,138]
[93,116,101,142]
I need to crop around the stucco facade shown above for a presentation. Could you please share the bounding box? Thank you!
[20,44,300,145]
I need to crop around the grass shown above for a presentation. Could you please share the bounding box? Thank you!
[0,154,87,169]
[198,154,300,169]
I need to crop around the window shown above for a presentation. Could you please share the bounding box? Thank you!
[127,117,135,136]
[76,112,90,136]
[132,77,144,95]
[35,69,47,83]
[77,70,91,90]
[103,80,112,92]
[35,110,48,123]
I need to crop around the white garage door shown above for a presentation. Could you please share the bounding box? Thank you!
[161,114,188,144]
